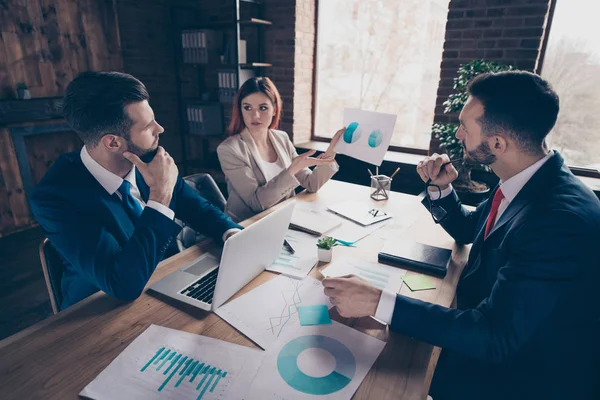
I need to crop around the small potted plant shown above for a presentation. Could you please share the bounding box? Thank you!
[316,236,338,263]
[16,82,31,100]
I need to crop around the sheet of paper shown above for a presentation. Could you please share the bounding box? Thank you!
[297,305,332,326]
[402,275,436,291]
[321,257,406,292]
[80,325,263,400]
[292,202,389,244]
[215,275,332,350]
[266,230,318,278]
[335,108,398,166]
[327,201,392,226]
[248,321,385,399]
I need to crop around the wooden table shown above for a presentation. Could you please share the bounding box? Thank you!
[0,180,468,400]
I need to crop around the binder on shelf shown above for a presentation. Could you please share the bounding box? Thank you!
[181,30,215,64]
[218,70,238,103]
[186,103,223,136]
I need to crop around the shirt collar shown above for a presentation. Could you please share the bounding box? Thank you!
[499,151,554,203]
[80,146,137,195]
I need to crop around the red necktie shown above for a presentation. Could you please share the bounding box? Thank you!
[484,187,504,240]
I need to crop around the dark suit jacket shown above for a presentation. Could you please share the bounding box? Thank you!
[31,151,241,310]
[390,152,600,400]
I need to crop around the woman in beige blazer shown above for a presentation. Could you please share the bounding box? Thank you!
[217,77,344,222]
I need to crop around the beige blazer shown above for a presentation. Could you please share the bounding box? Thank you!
[217,128,339,222]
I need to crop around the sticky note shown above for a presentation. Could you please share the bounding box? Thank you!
[402,275,436,291]
[297,305,332,326]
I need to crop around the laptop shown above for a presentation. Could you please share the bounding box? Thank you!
[149,200,296,311]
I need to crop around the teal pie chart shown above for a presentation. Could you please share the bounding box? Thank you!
[343,122,361,144]
[368,129,383,148]
[277,335,356,395]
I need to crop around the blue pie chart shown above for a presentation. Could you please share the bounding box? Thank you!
[368,129,383,148]
[343,122,361,144]
[277,335,356,395]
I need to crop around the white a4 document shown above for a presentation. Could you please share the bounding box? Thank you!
[335,108,398,166]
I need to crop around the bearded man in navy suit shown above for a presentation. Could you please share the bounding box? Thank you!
[323,71,600,400]
[31,72,241,310]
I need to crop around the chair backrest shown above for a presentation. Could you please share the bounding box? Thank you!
[183,173,226,211]
[39,238,65,314]
[176,173,227,251]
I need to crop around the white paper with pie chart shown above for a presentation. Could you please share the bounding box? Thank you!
[334,108,398,166]
[248,321,385,399]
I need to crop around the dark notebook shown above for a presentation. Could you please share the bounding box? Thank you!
[378,240,452,277]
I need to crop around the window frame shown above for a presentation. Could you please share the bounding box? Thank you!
[310,0,600,178]
[310,0,430,156]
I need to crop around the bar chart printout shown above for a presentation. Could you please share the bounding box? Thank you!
[80,324,264,400]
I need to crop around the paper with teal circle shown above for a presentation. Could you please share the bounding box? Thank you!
[335,108,398,166]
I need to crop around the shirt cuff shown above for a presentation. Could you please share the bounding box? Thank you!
[223,228,241,242]
[146,200,175,220]
[374,288,397,325]
[427,183,453,201]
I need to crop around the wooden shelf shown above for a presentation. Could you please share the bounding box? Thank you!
[240,62,272,69]
[239,18,272,26]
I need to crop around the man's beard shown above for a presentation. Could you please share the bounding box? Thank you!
[463,140,496,166]
[124,137,159,158]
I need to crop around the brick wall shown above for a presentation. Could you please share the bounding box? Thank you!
[116,0,182,161]
[433,0,551,128]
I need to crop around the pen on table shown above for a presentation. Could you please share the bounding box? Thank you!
[389,167,401,180]
[283,239,296,254]
[367,168,385,192]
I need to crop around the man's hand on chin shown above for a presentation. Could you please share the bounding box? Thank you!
[322,275,382,318]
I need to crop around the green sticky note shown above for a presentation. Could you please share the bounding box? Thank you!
[403,275,436,291]
[297,305,332,326]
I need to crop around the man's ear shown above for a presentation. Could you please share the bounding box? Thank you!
[100,135,124,152]
[492,135,508,154]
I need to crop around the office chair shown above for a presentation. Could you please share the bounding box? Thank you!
[39,238,65,314]
[175,173,227,252]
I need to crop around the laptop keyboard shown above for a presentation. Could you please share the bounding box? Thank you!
[179,268,219,304]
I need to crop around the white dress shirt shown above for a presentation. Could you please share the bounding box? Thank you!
[81,146,239,242]
[261,156,286,183]
[374,151,555,325]
[80,146,175,220]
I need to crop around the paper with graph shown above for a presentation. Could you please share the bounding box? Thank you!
[335,108,397,166]
[266,229,318,278]
[215,276,331,350]
[321,257,406,293]
[248,321,385,399]
[79,324,263,400]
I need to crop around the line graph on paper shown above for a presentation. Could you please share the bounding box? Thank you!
[267,278,303,337]
[215,276,331,350]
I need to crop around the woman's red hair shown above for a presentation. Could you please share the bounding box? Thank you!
[228,77,282,136]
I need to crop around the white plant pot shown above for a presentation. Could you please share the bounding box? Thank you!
[317,248,333,263]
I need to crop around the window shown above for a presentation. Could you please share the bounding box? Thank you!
[541,0,600,169]
[313,0,450,150]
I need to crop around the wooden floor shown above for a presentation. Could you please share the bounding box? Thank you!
[0,226,52,341]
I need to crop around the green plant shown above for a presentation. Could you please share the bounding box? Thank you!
[432,59,515,192]
[16,82,28,90]
[316,236,338,250]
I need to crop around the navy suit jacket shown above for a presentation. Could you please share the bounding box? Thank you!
[31,151,241,310]
[391,152,600,400]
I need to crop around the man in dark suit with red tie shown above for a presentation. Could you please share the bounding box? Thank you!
[323,71,600,400]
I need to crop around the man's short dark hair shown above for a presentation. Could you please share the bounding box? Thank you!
[62,71,149,146]
[467,71,559,153]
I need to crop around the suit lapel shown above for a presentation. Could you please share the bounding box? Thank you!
[241,128,268,184]
[462,151,564,279]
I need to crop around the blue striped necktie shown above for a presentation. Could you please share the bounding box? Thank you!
[117,180,143,221]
